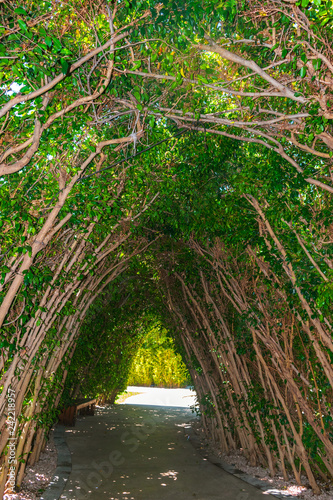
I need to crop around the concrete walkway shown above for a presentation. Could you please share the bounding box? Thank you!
[124,385,197,407]
[59,402,276,500]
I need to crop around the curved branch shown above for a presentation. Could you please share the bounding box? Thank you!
[0,120,41,176]
[0,32,126,119]
[155,107,309,127]
[0,57,115,176]
[196,38,307,103]
[117,68,301,99]
[290,132,331,159]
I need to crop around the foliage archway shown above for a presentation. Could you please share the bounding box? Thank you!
[1,0,333,495]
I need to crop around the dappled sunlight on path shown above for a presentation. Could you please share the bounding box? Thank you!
[59,401,275,500]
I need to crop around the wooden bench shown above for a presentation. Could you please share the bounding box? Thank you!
[58,398,96,426]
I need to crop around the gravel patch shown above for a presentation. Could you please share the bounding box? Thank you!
[191,421,333,499]
[10,430,58,500]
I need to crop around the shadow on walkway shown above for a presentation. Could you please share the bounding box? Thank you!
[57,402,275,500]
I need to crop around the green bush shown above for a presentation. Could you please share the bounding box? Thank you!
[128,324,190,388]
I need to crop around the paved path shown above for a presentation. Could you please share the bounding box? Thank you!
[124,386,197,407]
[59,402,275,500]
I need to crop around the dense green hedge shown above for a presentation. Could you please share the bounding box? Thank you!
[127,323,190,388]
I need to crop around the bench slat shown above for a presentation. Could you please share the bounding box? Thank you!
[59,398,96,426]
[76,399,96,410]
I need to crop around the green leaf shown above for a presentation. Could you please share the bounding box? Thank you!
[133,91,141,102]
[313,58,322,71]
[14,7,27,15]
[132,60,142,70]
[52,38,62,51]
[321,17,330,26]
[176,73,183,84]
[300,66,307,78]
[61,58,69,75]
[45,37,52,47]
[17,19,27,31]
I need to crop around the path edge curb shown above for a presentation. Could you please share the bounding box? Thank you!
[185,422,293,499]
[40,425,72,500]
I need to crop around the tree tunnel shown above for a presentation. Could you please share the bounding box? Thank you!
[1,0,333,497]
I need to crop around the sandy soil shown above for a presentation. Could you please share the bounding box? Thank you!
[9,430,58,500]
[191,422,333,499]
